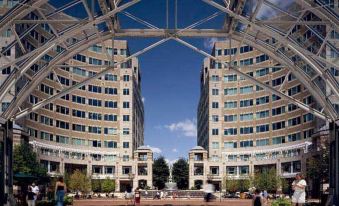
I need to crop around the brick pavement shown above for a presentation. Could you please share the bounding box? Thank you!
[73,198,252,206]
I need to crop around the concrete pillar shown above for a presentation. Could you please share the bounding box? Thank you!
[1,121,13,206]
[47,161,51,173]
[60,152,65,175]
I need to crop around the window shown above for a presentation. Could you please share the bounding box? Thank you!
[104,114,117,121]
[29,113,38,121]
[240,113,253,121]
[272,106,285,116]
[72,109,85,118]
[272,136,285,145]
[240,140,253,148]
[288,85,301,96]
[123,128,130,135]
[88,85,102,93]
[40,84,54,95]
[40,115,53,126]
[72,95,86,104]
[288,73,296,81]
[303,113,314,122]
[256,96,269,105]
[226,166,237,175]
[212,129,219,135]
[44,103,53,111]
[105,101,117,108]
[89,112,102,120]
[123,115,130,121]
[240,86,253,94]
[212,142,219,149]
[240,99,253,107]
[56,120,69,129]
[104,140,117,148]
[256,110,269,119]
[2,67,10,75]
[72,67,87,76]
[212,115,219,122]
[288,104,298,111]
[224,101,237,108]
[303,96,314,105]
[256,54,269,63]
[89,57,102,65]
[224,114,237,122]
[72,124,86,132]
[211,75,220,81]
[29,95,38,104]
[56,105,69,115]
[224,74,237,82]
[304,129,313,139]
[40,131,53,141]
[256,68,269,77]
[104,128,117,135]
[123,102,130,108]
[215,49,222,56]
[105,88,117,95]
[212,102,219,108]
[288,117,301,126]
[123,142,130,148]
[56,135,69,144]
[256,139,269,146]
[272,76,285,86]
[240,127,253,134]
[73,54,86,62]
[57,76,70,86]
[272,94,281,101]
[224,142,237,148]
[224,128,237,135]
[240,45,253,53]
[88,99,102,107]
[239,166,249,175]
[123,88,130,95]
[89,45,102,53]
[105,74,117,81]
[256,124,269,133]
[88,126,101,134]
[224,88,237,95]
[123,75,130,81]
[1,102,10,112]
[212,89,219,95]
[288,132,301,142]
[272,121,286,130]
[239,58,253,66]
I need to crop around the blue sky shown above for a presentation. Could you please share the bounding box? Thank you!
[116,0,226,163]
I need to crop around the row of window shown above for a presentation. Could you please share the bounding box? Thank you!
[215,45,253,56]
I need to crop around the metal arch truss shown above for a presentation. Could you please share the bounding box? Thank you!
[0,0,337,122]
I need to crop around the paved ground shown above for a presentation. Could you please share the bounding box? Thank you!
[73,198,252,206]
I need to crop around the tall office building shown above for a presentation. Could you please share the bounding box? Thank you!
[192,39,324,191]
[0,4,152,192]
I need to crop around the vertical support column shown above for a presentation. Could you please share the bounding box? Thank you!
[276,160,281,176]
[1,121,13,206]
[60,151,65,175]
[47,161,51,173]
[330,122,339,206]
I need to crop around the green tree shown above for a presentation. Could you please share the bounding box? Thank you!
[91,179,102,192]
[152,156,169,189]
[252,168,281,193]
[172,158,189,189]
[101,178,115,193]
[224,176,238,193]
[13,143,47,179]
[68,169,91,193]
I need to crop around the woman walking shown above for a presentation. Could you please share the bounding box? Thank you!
[55,177,67,206]
[292,173,307,206]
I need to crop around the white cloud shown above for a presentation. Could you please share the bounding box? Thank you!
[172,148,178,153]
[165,119,197,138]
[203,37,218,50]
[146,145,162,154]
[142,97,145,103]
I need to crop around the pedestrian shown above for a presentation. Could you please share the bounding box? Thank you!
[125,184,133,204]
[55,176,67,206]
[26,187,36,206]
[203,180,215,202]
[31,182,39,205]
[292,173,307,206]
[134,187,141,206]
[253,189,263,206]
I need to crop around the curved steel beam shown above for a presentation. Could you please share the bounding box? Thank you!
[202,0,339,100]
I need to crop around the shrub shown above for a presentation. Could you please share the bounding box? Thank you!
[271,197,292,206]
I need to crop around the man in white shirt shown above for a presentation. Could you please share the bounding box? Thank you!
[31,183,39,203]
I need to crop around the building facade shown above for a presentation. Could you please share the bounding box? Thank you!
[193,39,323,191]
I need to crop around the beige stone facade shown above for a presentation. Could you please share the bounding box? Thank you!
[193,40,322,190]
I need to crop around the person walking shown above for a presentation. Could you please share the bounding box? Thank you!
[253,189,263,206]
[55,177,67,206]
[26,187,36,206]
[31,182,39,204]
[203,180,215,203]
[292,173,307,206]
[134,187,141,206]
